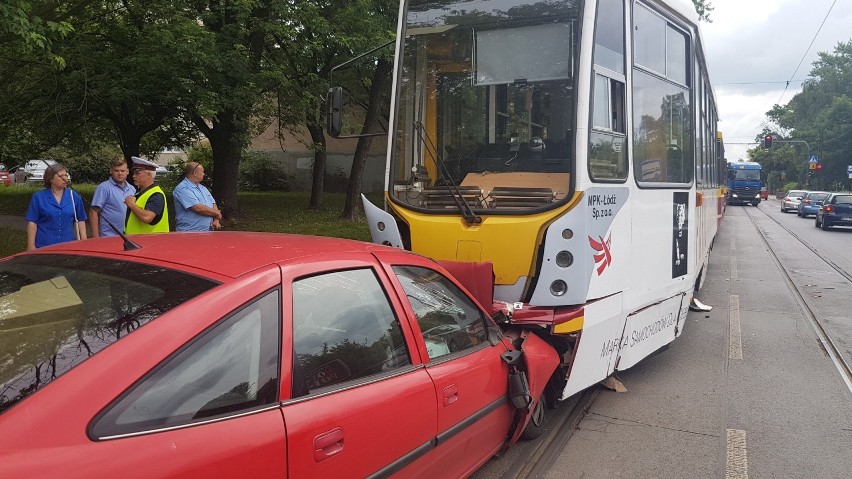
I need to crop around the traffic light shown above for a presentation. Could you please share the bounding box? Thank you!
[764,134,773,149]
[816,163,822,171]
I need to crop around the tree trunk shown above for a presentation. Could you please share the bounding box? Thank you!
[308,122,327,208]
[342,58,392,220]
[207,111,242,220]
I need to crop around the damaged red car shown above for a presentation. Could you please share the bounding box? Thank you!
[0,233,558,478]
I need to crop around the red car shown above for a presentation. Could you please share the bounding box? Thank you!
[0,163,10,185]
[0,233,558,478]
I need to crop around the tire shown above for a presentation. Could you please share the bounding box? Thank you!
[781,206,786,213]
[520,396,547,440]
[822,218,831,231]
[815,216,821,228]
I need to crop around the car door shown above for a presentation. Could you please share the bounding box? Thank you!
[378,254,516,478]
[279,255,438,479]
[10,266,291,479]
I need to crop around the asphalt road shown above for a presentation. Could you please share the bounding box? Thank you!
[475,199,852,479]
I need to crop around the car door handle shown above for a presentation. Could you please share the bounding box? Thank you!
[313,428,344,462]
[443,384,459,406]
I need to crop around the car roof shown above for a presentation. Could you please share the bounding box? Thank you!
[17,232,403,279]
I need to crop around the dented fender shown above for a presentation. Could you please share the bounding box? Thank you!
[504,330,560,447]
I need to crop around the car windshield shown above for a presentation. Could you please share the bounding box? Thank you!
[834,195,852,205]
[808,192,829,201]
[788,190,806,198]
[0,254,219,415]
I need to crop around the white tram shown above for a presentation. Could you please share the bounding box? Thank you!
[355,0,726,400]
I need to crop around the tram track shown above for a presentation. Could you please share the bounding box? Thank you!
[500,388,599,479]
[742,206,852,393]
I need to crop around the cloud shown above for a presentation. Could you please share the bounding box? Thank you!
[702,0,852,161]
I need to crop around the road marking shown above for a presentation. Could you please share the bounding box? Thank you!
[731,236,736,252]
[725,429,749,479]
[730,256,738,280]
[729,295,742,360]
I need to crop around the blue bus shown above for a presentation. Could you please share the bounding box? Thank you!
[726,162,763,206]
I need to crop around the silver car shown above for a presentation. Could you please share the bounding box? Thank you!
[781,190,808,213]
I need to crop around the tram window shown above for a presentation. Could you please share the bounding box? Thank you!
[633,4,666,76]
[632,70,693,184]
[589,132,627,180]
[667,28,688,86]
[594,0,625,74]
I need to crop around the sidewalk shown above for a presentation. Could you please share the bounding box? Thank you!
[0,215,25,231]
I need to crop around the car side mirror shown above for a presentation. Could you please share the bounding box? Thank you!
[327,87,343,138]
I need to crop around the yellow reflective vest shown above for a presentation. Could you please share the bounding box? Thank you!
[126,185,169,234]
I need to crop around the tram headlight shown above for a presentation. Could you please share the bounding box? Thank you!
[550,280,568,297]
[556,251,574,268]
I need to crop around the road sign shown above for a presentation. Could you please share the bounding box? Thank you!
[848,164,852,179]
[808,156,819,170]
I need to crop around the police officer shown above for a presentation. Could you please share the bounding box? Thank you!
[125,156,169,234]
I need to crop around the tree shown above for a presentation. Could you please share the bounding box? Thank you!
[691,0,714,22]
[764,41,852,189]
[272,0,394,210]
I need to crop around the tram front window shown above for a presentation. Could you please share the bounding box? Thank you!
[392,0,582,212]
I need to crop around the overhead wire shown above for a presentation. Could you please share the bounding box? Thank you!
[777,0,838,104]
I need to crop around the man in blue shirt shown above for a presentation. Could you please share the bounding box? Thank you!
[90,157,136,237]
[173,162,221,232]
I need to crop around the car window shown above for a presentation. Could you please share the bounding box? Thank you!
[809,193,829,201]
[90,289,281,439]
[0,254,218,416]
[834,195,852,205]
[392,266,489,360]
[291,268,409,397]
[788,190,806,197]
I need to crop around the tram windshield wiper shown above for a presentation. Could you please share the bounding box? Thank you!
[412,121,482,225]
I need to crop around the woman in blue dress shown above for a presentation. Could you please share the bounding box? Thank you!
[25,163,88,250]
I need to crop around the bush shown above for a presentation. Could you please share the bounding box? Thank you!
[782,181,800,193]
[238,151,289,191]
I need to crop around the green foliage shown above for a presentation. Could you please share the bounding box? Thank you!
[782,181,800,193]
[759,41,852,189]
[0,1,73,66]
[691,0,714,22]
[238,152,289,192]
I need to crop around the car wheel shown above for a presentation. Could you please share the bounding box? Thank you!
[815,216,821,227]
[520,395,547,441]
[822,219,831,231]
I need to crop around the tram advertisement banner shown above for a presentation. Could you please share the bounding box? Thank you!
[672,192,689,278]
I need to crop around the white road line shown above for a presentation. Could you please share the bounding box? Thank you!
[730,256,738,280]
[725,429,749,479]
[729,295,743,360]
[731,236,736,252]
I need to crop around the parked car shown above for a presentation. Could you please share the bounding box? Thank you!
[0,233,558,478]
[815,193,852,230]
[0,163,10,186]
[781,189,808,213]
[797,191,830,217]
[10,159,66,185]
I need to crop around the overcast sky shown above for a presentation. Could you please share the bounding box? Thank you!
[700,0,852,162]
